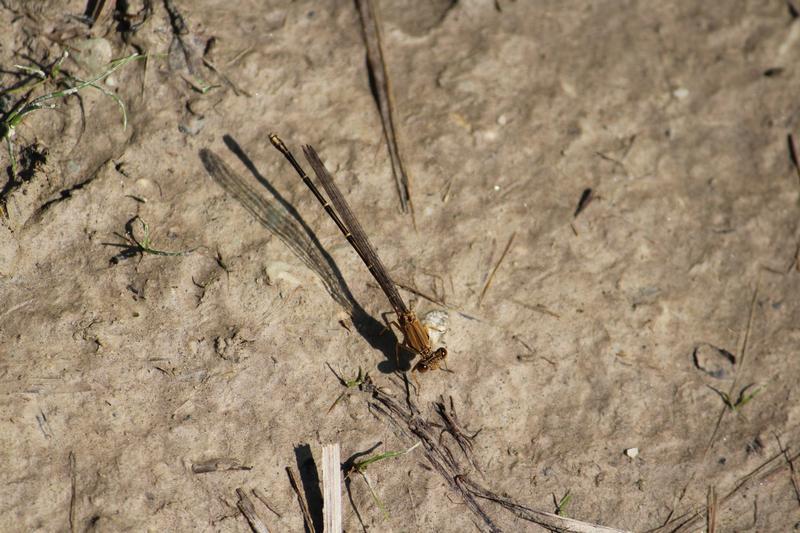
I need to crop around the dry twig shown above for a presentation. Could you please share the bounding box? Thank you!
[236,488,270,533]
[478,232,517,306]
[286,466,316,533]
[358,376,627,532]
[435,395,482,473]
[69,451,77,533]
[706,486,717,533]
[252,488,282,518]
[354,0,414,216]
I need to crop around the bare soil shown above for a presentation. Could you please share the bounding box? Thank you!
[2,1,800,531]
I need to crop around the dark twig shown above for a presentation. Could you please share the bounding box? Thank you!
[359,376,625,532]
[435,395,482,473]
[360,377,499,532]
[460,475,628,532]
[192,458,253,473]
[788,134,800,187]
[287,466,316,533]
[775,434,800,507]
[82,0,107,26]
[69,451,77,533]
[354,0,414,217]
[789,1,800,20]
[573,188,594,218]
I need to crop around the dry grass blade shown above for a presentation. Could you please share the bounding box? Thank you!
[354,0,414,216]
[69,451,77,533]
[706,486,717,533]
[478,232,517,306]
[395,280,447,308]
[286,466,316,533]
[236,488,270,533]
[661,446,800,531]
[460,475,630,533]
[322,444,343,533]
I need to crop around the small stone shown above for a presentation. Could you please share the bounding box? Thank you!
[673,87,689,99]
[625,447,639,458]
[422,310,449,346]
[692,343,736,379]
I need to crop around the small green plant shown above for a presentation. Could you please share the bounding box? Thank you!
[709,383,762,413]
[1,50,143,177]
[554,490,572,516]
[106,216,197,262]
[327,366,367,414]
[345,442,420,519]
[183,75,221,94]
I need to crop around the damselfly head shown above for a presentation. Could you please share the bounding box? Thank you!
[413,347,448,373]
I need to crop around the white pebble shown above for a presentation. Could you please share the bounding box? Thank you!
[673,87,689,99]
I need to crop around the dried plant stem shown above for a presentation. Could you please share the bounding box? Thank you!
[286,466,316,533]
[236,488,270,533]
[322,444,343,533]
[478,232,517,306]
[354,0,414,216]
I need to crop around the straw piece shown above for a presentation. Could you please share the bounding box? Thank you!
[287,466,316,533]
[322,444,343,533]
[236,488,270,533]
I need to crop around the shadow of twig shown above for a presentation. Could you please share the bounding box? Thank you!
[294,444,323,533]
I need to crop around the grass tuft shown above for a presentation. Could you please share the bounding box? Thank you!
[1,51,144,178]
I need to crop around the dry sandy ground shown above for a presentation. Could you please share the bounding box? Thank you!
[2,1,800,531]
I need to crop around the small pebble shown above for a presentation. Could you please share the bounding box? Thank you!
[625,447,639,458]
[479,129,499,142]
[422,310,449,345]
[673,87,689,99]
